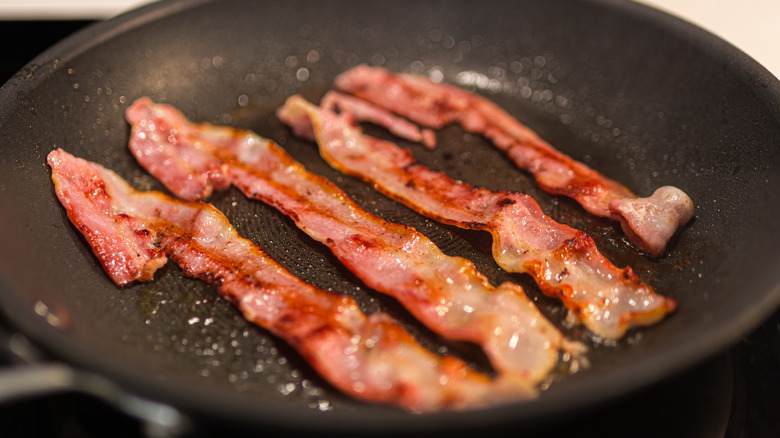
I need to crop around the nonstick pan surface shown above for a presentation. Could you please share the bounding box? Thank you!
[1,0,779,434]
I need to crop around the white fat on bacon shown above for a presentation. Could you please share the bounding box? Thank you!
[333,65,694,257]
[48,148,537,412]
[277,96,677,340]
[124,97,580,384]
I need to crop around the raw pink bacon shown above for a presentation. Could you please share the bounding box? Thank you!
[125,97,579,383]
[48,148,536,412]
[334,65,694,257]
[278,96,677,340]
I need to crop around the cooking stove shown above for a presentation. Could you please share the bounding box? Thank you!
[0,20,777,438]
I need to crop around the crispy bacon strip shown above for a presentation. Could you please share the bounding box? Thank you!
[278,96,677,340]
[333,65,694,257]
[48,148,536,412]
[125,97,579,383]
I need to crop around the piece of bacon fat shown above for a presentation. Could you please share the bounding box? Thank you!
[48,148,536,412]
[334,65,694,257]
[278,96,677,340]
[125,97,580,383]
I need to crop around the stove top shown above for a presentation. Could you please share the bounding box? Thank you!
[0,20,777,438]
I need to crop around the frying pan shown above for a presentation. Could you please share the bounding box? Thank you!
[1,0,779,435]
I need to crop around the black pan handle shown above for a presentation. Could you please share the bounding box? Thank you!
[0,326,191,438]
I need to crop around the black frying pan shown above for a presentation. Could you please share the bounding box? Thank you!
[1,0,779,435]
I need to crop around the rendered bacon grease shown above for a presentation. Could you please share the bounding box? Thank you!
[125,97,582,384]
[48,148,537,412]
[278,96,677,340]
[333,66,694,257]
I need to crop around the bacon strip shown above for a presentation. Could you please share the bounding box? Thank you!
[125,97,580,383]
[278,96,677,340]
[333,65,694,257]
[321,91,437,149]
[48,148,536,412]
[49,151,168,286]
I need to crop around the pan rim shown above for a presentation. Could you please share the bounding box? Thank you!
[1,0,780,432]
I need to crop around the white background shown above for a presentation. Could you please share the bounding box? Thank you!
[0,0,155,20]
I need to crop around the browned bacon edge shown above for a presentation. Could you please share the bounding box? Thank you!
[278,96,677,340]
[125,97,583,384]
[333,65,694,257]
[47,148,537,412]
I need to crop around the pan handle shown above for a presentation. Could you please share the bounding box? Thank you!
[0,328,191,438]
